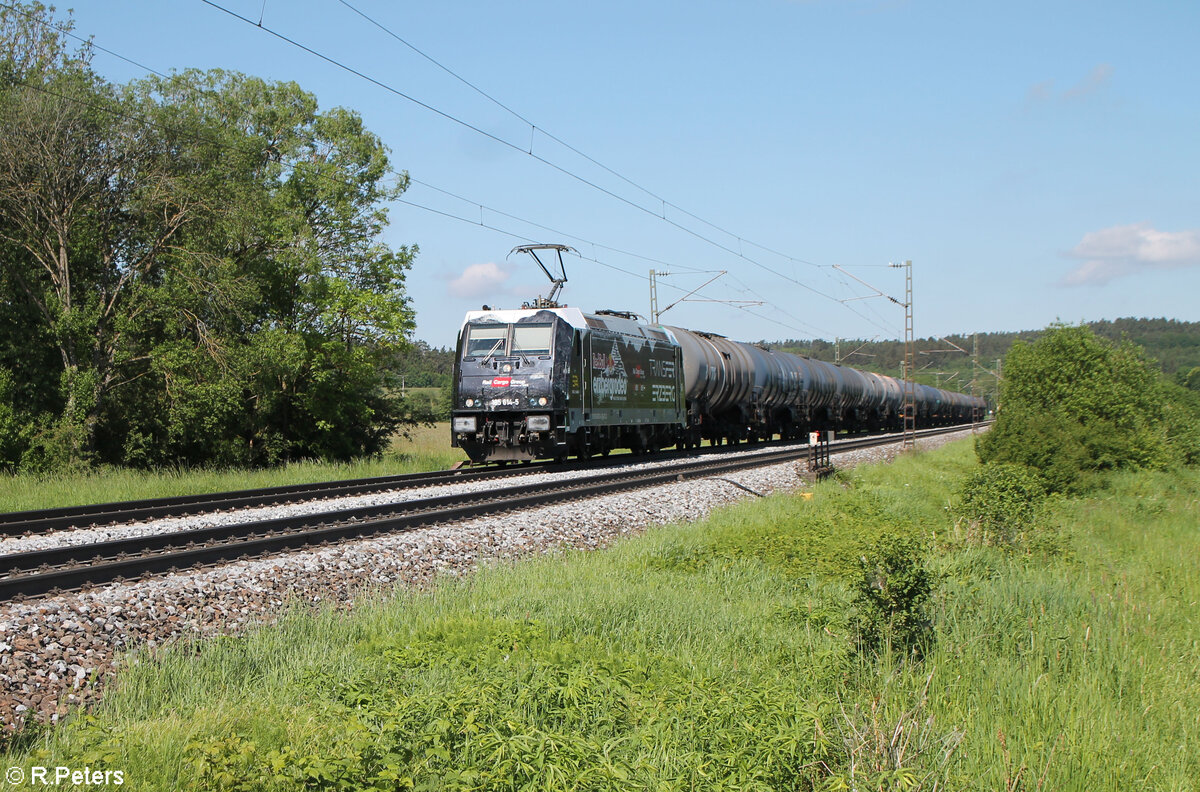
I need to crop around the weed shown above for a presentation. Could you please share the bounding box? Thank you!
[827,669,964,791]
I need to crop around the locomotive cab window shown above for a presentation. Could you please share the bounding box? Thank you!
[512,324,553,357]
[464,325,508,357]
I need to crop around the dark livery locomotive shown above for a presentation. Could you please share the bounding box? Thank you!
[452,307,684,463]
[451,305,986,464]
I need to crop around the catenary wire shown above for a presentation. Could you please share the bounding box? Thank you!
[332,0,827,277]
[196,0,893,311]
[2,0,894,339]
[0,4,737,301]
[0,68,777,326]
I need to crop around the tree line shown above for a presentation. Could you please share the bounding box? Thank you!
[0,3,416,472]
[768,317,1200,407]
[5,4,1197,475]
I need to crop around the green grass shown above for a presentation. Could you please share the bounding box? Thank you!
[3,440,1198,789]
[0,423,463,514]
[915,465,1200,789]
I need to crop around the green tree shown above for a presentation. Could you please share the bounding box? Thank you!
[0,71,192,465]
[392,340,454,389]
[106,69,417,466]
[977,324,1172,491]
[0,4,417,470]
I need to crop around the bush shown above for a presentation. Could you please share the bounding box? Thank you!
[978,325,1172,491]
[0,368,28,472]
[853,533,934,656]
[1161,381,1200,465]
[975,408,1091,493]
[955,463,1047,545]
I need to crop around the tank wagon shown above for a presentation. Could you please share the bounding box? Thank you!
[450,305,985,464]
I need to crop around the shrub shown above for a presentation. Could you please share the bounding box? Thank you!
[0,368,29,472]
[955,463,1047,544]
[978,325,1172,491]
[975,408,1091,493]
[853,533,934,656]
[1160,381,1200,465]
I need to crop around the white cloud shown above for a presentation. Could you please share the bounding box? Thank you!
[1026,63,1112,105]
[447,261,512,299]
[1061,223,1200,286]
[1026,79,1055,103]
[1062,63,1113,100]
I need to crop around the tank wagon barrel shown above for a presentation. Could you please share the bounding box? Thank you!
[451,306,986,463]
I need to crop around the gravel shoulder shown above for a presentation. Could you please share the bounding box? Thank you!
[0,429,979,733]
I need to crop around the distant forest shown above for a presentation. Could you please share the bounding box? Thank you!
[392,341,455,390]
[415,317,1200,410]
[768,317,1200,406]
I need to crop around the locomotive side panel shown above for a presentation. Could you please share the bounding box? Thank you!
[581,325,683,427]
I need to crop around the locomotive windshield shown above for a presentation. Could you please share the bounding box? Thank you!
[464,322,553,358]
[464,324,508,357]
[511,324,552,356]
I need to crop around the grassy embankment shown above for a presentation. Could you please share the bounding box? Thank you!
[3,438,1198,789]
[0,423,461,515]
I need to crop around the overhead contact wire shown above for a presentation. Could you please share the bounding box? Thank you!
[4,0,845,335]
[334,0,833,275]
[198,0,853,307]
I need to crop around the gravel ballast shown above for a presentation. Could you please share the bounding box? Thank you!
[0,441,817,557]
[0,429,978,733]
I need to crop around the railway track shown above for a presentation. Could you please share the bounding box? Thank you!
[0,464,544,538]
[0,424,985,601]
[0,431,812,537]
[0,424,984,537]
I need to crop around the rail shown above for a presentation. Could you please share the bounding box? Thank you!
[0,423,986,601]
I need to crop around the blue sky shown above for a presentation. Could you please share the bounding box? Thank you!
[59,0,1200,348]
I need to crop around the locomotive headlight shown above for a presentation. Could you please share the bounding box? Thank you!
[453,416,477,432]
[538,397,548,406]
[527,415,551,432]
[465,398,474,407]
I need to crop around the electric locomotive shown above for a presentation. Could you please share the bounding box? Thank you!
[451,305,686,463]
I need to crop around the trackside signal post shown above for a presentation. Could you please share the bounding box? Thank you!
[807,430,834,480]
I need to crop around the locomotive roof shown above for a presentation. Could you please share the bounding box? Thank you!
[461,307,668,339]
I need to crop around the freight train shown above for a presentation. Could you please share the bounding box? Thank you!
[450,303,986,465]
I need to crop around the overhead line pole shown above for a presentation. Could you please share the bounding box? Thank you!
[650,269,660,324]
[972,333,980,431]
[891,260,915,451]
[832,261,915,452]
